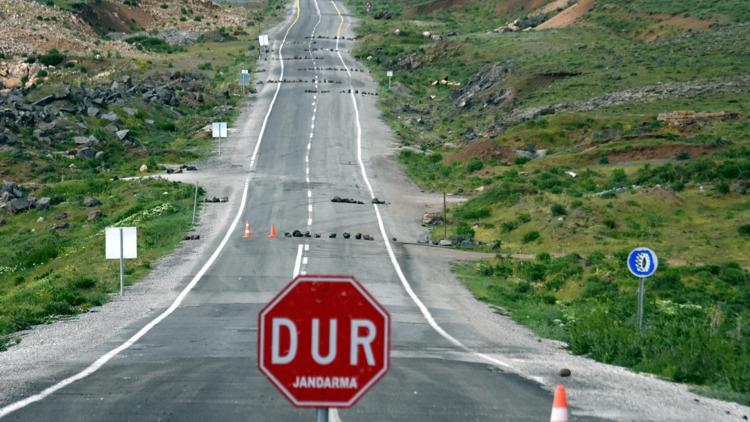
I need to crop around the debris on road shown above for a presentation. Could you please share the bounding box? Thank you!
[332,196,364,204]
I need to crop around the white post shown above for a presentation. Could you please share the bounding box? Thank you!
[119,228,124,296]
[316,408,328,422]
[192,182,199,226]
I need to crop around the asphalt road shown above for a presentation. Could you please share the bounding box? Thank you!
[2,1,595,420]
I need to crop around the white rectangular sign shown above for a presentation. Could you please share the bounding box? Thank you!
[105,227,137,260]
[212,122,228,138]
[386,70,393,77]
[259,35,269,47]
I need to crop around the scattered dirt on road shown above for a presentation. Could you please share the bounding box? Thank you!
[444,140,517,164]
[535,0,594,29]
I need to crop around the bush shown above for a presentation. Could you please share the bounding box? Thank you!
[522,231,541,243]
[603,219,617,229]
[466,158,484,173]
[675,151,690,161]
[550,203,567,216]
[455,222,475,240]
[38,49,65,66]
[739,224,750,237]
[36,69,48,78]
[717,182,731,194]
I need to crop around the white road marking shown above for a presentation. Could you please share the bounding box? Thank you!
[308,205,313,213]
[330,0,515,373]
[302,257,309,265]
[305,244,310,252]
[293,244,304,277]
[0,1,306,418]
[308,190,312,198]
[307,218,313,226]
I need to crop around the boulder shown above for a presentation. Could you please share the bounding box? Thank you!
[83,196,101,207]
[87,210,103,221]
[115,129,130,141]
[417,233,430,244]
[100,112,119,122]
[52,222,70,230]
[35,197,51,210]
[74,136,93,146]
[122,107,137,116]
[8,198,31,214]
[76,147,97,159]
[438,239,453,247]
[105,124,119,133]
[87,106,100,117]
[139,164,149,172]
[95,151,105,159]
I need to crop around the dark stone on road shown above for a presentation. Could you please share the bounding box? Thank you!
[355,233,362,240]
[343,232,351,239]
[284,232,292,238]
[293,230,303,237]
[372,198,386,204]
[183,234,201,240]
[304,231,312,238]
[329,233,337,238]
[559,368,571,377]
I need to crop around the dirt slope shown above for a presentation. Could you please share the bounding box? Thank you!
[535,0,594,29]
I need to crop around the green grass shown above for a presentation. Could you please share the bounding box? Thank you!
[456,254,750,405]
[0,178,198,350]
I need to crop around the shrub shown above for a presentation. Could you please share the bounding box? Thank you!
[550,203,567,216]
[455,222,475,240]
[717,182,731,194]
[501,221,518,233]
[517,213,531,224]
[599,155,609,164]
[36,69,48,77]
[739,224,750,237]
[603,219,617,229]
[514,157,530,166]
[675,151,690,161]
[466,158,483,173]
[38,49,65,66]
[522,231,540,243]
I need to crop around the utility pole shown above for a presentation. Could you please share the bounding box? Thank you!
[443,191,447,240]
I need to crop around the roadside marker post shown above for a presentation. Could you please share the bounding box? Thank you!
[105,227,137,296]
[627,247,659,331]
[239,69,250,96]
[192,182,199,226]
[386,70,393,90]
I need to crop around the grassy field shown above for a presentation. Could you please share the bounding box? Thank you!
[0,1,285,349]
[348,0,750,404]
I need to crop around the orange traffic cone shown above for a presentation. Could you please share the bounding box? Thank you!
[243,221,252,238]
[268,224,277,238]
[550,385,568,422]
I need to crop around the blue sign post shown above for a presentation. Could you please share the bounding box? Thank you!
[627,247,658,331]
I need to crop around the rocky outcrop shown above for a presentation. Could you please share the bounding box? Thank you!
[450,64,512,109]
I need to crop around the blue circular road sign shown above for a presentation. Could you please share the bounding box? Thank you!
[627,247,658,278]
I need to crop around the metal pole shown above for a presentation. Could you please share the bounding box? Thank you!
[388,75,391,90]
[119,228,124,296]
[637,278,645,331]
[316,408,328,422]
[443,192,448,239]
[192,182,199,226]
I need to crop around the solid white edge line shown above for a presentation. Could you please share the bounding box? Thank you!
[0,0,304,417]
[329,0,514,371]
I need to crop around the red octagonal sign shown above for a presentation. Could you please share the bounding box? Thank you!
[258,274,390,408]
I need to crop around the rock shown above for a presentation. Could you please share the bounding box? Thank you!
[32,95,57,107]
[100,112,119,122]
[139,164,148,173]
[35,197,51,210]
[438,239,453,247]
[52,222,70,230]
[460,239,474,248]
[559,368,571,377]
[417,233,430,244]
[83,197,101,207]
[115,129,129,141]
[76,147,97,159]
[122,107,137,116]
[329,233,337,238]
[372,198,386,205]
[87,106,100,117]
[220,197,229,203]
[293,230,304,237]
[95,151,105,159]
[183,234,201,240]
[304,231,312,238]
[363,234,374,241]
[355,233,362,240]
[314,233,321,238]
[145,119,155,125]
[55,212,68,220]
[74,136,93,146]
[343,232,351,239]
[185,165,197,171]
[8,198,31,214]
[36,217,44,223]
[450,64,511,109]
[87,210,103,221]
[422,212,441,225]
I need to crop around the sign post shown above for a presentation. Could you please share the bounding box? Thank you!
[627,247,658,331]
[386,70,393,90]
[258,274,390,417]
[105,227,137,296]
[239,69,249,96]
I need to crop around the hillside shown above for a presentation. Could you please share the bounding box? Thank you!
[0,0,282,350]
[349,0,750,405]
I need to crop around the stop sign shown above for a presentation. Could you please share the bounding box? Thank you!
[258,274,390,408]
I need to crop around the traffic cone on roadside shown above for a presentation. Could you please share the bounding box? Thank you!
[550,385,568,422]
[243,221,252,239]
[268,224,277,239]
